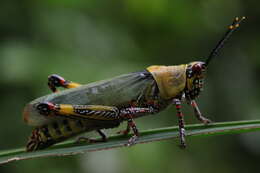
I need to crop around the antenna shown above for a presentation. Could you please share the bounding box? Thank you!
[205,16,246,66]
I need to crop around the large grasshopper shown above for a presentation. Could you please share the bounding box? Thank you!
[23,17,245,151]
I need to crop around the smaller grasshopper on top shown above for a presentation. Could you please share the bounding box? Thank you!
[23,17,245,151]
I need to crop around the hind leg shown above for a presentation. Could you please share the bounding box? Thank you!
[36,102,119,120]
[48,74,81,92]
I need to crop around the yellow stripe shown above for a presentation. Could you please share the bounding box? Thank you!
[59,104,74,115]
[57,104,118,120]
[48,124,60,139]
[39,131,48,142]
[68,120,83,132]
[66,82,81,88]
[83,105,117,112]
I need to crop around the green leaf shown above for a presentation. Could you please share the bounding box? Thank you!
[0,119,260,165]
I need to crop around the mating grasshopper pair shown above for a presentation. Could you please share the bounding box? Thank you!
[23,17,245,151]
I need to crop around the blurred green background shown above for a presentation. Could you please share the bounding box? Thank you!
[1,0,260,172]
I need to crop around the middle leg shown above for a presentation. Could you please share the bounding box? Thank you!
[119,106,156,146]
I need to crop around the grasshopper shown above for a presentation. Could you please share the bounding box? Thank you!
[23,17,245,151]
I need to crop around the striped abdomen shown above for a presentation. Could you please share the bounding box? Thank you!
[26,117,121,151]
[26,119,89,151]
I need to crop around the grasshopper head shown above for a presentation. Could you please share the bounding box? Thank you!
[184,17,245,100]
[185,61,206,99]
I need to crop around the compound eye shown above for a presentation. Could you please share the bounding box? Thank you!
[192,64,202,74]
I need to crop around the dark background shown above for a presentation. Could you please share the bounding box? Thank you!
[1,0,260,173]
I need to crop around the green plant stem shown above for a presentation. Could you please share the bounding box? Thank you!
[0,119,260,165]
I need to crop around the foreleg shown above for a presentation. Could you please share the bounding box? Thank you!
[190,100,211,124]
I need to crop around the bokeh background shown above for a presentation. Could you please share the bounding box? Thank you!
[1,0,260,173]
